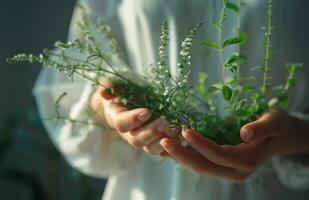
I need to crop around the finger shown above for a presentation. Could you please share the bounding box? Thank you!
[109,105,152,133]
[160,138,249,182]
[129,119,168,147]
[182,129,263,171]
[143,138,165,155]
[130,118,168,136]
[240,109,284,143]
[131,118,178,136]
[103,102,127,127]
[143,125,179,155]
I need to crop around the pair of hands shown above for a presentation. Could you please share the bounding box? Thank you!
[91,80,309,182]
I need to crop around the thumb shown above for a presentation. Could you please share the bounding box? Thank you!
[240,110,282,143]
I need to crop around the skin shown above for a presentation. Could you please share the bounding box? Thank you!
[91,80,309,182]
[91,79,177,156]
[160,109,309,182]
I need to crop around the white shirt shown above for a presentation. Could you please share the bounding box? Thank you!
[33,0,309,199]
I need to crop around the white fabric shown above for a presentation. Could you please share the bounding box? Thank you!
[33,0,309,199]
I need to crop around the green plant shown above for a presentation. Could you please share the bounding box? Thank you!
[7,0,302,145]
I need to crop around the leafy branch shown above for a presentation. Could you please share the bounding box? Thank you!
[7,0,302,145]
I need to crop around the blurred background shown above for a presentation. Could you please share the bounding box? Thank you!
[1,0,309,200]
[0,0,106,199]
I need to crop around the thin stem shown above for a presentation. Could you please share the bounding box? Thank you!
[191,92,211,111]
[218,34,225,84]
[217,0,227,84]
[236,0,241,82]
[47,115,104,128]
[97,51,131,83]
[261,0,273,93]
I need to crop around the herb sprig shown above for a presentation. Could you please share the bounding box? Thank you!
[7,0,302,145]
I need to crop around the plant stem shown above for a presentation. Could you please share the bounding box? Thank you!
[218,0,227,84]
[261,0,273,93]
[218,35,225,84]
[236,0,241,82]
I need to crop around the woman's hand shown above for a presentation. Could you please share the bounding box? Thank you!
[160,108,309,182]
[91,79,176,156]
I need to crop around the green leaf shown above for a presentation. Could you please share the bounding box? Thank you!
[199,127,216,139]
[222,85,233,100]
[287,63,302,73]
[224,53,247,72]
[226,2,239,15]
[222,32,247,48]
[287,77,296,88]
[234,99,247,112]
[208,83,223,92]
[220,130,243,145]
[251,93,265,100]
[212,22,220,32]
[55,41,70,49]
[241,85,255,91]
[225,76,237,84]
[278,91,289,108]
[202,40,219,50]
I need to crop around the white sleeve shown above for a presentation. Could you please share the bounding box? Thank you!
[272,155,309,190]
[32,3,140,178]
[33,69,140,178]
[272,111,309,190]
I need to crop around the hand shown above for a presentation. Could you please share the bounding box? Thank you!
[160,108,309,182]
[91,79,177,156]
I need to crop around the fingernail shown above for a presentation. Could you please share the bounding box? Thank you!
[181,130,192,141]
[241,128,253,142]
[160,139,174,151]
[137,110,151,122]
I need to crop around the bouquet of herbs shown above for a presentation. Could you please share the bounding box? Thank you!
[8,0,302,145]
